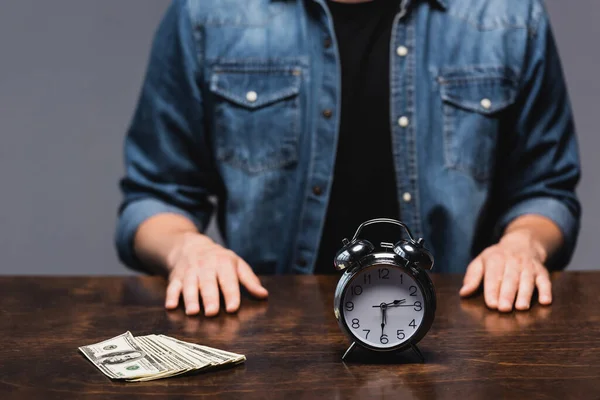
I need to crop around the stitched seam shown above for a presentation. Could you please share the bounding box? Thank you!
[437,65,519,81]
[440,95,513,115]
[389,7,403,234]
[406,14,422,237]
[211,84,301,109]
[210,60,309,70]
[306,0,345,273]
[208,63,303,109]
[446,12,529,31]
[442,100,455,171]
[287,0,314,274]
[436,68,519,116]
[198,4,286,27]
[439,76,517,85]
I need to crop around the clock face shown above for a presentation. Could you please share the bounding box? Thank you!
[341,264,426,349]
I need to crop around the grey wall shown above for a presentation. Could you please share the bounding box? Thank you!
[0,1,172,275]
[0,0,597,275]
[548,0,600,271]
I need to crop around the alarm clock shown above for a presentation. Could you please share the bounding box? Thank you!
[333,218,436,361]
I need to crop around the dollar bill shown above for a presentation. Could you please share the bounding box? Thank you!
[78,331,167,380]
[79,332,245,382]
[131,336,189,382]
[158,335,246,365]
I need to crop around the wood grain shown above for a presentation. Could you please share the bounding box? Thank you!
[0,273,599,399]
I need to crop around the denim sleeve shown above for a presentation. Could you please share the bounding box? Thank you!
[494,5,581,269]
[115,0,218,271]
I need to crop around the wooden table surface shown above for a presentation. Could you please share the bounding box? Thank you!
[1,273,599,399]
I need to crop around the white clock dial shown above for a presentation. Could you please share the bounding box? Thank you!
[342,264,425,349]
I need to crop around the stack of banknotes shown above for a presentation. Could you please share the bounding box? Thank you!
[79,331,245,382]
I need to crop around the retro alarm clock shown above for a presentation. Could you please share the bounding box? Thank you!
[333,218,436,361]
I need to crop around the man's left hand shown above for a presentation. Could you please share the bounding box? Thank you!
[459,230,552,312]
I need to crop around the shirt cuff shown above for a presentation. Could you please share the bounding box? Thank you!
[115,198,203,271]
[494,197,579,269]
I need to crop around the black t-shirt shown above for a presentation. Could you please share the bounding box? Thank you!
[315,0,401,273]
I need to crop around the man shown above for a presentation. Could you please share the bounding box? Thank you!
[116,0,580,317]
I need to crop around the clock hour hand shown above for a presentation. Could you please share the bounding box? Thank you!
[387,299,406,307]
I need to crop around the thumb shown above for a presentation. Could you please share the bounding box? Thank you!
[237,259,269,299]
[460,257,484,297]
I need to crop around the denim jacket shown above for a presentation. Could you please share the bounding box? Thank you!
[116,0,581,274]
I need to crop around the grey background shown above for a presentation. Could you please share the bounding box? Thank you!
[0,0,597,275]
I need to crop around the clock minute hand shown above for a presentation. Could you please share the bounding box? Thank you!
[381,306,386,336]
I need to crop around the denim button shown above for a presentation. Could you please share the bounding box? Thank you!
[396,46,408,57]
[323,109,333,119]
[398,116,409,127]
[246,91,258,102]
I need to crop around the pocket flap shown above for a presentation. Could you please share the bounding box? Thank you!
[210,68,301,109]
[438,67,518,115]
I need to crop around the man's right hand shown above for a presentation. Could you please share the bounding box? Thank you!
[164,232,268,316]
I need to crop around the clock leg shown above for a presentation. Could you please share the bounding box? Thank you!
[342,342,357,361]
[410,344,425,363]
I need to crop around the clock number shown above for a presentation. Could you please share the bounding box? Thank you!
[364,274,371,285]
[400,274,403,285]
[409,319,416,329]
[351,319,360,329]
[414,301,422,312]
[409,286,418,296]
[397,330,405,340]
[363,329,370,339]
[351,285,363,296]
[378,268,390,279]
[345,302,354,312]
[380,334,389,344]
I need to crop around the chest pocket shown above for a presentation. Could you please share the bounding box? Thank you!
[209,65,302,174]
[438,67,518,182]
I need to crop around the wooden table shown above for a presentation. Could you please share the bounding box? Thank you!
[1,273,599,399]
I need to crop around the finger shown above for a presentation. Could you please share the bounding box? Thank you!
[497,257,521,312]
[483,253,505,310]
[197,266,220,317]
[165,277,183,310]
[460,257,484,297]
[515,269,535,311]
[218,260,241,313]
[182,269,201,316]
[535,266,553,305]
[238,259,268,299]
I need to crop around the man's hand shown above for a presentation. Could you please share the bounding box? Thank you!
[459,229,552,312]
[164,232,268,316]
